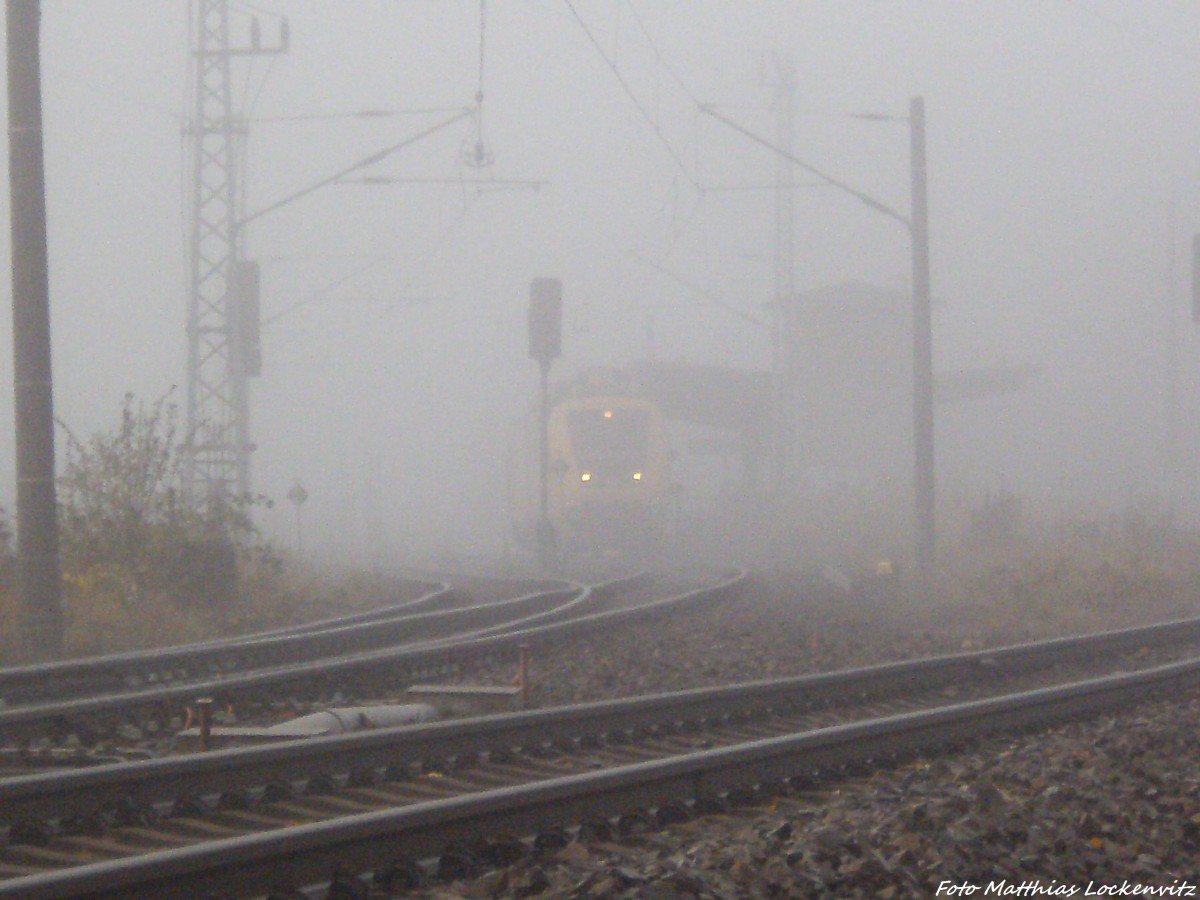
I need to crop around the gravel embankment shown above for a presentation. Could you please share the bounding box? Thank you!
[472,571,1196,707]
[412,694,1200,898]
[404,570,1200,898]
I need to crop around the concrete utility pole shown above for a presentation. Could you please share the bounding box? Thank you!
[770,59,796,493]
[910,97,935,593]
[529,278,563,571]
[183,1,286,507]
[702,97,937,593]
[6,0,63,661]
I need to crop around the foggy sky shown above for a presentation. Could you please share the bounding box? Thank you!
[2,1,1200,563]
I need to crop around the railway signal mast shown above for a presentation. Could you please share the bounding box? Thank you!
[183,1,286,507]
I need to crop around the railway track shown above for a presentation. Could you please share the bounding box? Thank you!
[0,570,722,750]
[0,595,1197,898]
[0,574,563,708]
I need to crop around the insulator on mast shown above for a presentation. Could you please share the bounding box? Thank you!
[464,0,494,168]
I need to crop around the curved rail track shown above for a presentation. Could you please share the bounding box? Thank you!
[0,588,1198,898]
[0,574,562,707]
[0,570,723,748]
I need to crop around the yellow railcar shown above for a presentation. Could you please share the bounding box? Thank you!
[508,390,671,564]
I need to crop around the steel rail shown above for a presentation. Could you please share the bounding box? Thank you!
[228,574,571,641]
[0,571,692,743]
[3,648,1195,899]
[0,573,577,707]
[215,578,462,640]
[18,576,451,661]
[0,579,590,708]
[0,579,449,704]
[0,585,1184,830]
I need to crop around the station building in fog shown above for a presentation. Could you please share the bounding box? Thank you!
[779,282,916,488]
[632,282,1031,498]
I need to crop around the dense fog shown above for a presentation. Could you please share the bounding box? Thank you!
[2,1,1200,570]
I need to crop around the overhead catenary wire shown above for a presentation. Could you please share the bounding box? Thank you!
[630,249,768,330]
[343,176,547,189]
[700,104,911,231]
[237,51,282,252]
[661,187,706,255]
[263,257,390,328]
[477,0,487,105]
[562,0,700,193]
[407,194,479,285]
[239,108,472,228]
[623,0,700,107]
[250,107,470,123]
[699,181,830,192]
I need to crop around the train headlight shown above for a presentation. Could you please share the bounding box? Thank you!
[632,471,643,481]
[580,472,592,483]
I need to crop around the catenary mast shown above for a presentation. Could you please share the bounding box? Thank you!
[771,58,796,493]
[183,0,285,506]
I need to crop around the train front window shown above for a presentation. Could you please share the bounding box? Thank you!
[567,408,649,470]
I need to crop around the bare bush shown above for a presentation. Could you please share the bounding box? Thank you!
[53,391,274,653]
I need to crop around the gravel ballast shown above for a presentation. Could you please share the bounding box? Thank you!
[404,569,1200,898]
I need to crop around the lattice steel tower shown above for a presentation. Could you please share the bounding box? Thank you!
[184,1,285,505]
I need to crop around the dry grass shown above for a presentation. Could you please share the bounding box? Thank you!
[3,502,1200,665]
[927,516,1200,647]
[0,559,413,663]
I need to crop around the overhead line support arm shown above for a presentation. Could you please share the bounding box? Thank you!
[238,108,472,229]
[699,104,911,231]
